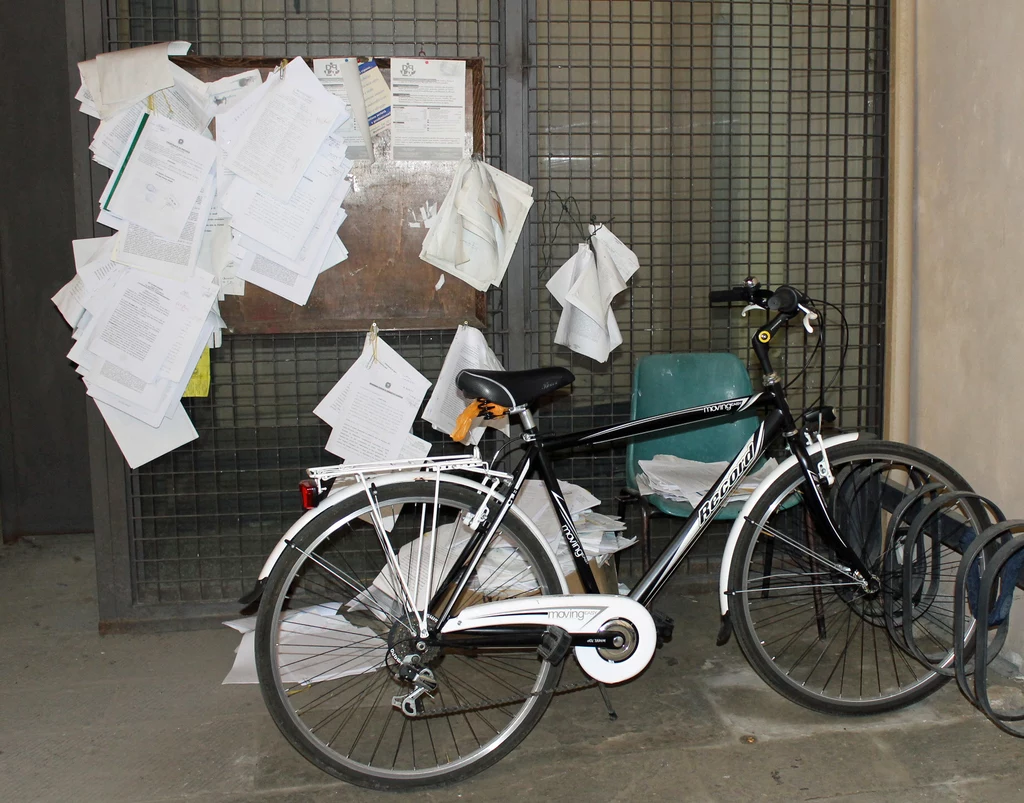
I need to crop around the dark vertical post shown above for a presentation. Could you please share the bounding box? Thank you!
[501,1,532,371]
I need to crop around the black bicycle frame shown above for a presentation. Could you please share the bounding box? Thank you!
[432,383,872,627]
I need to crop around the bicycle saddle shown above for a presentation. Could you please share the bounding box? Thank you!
[456,367,575,408]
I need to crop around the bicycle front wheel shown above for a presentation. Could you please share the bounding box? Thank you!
[254,480,564,790]
[728,440,983,714]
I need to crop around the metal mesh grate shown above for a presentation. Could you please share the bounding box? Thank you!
[105,0,508,606]
[529,0,888,575]
[96,0,889,613]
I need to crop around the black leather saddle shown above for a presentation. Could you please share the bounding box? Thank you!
[456,367,575,408]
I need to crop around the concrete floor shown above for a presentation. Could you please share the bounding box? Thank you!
[3,534,1023,803]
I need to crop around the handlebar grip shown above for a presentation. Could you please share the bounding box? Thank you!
[709,288,747,304]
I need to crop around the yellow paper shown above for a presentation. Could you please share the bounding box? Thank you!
[182,347,211,397]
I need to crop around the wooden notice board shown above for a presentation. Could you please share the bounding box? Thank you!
[173,56,487,334]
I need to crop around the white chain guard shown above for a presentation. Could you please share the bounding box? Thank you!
[440,594,657,684]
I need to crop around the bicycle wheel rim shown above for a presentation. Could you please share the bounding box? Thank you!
[732,445,979,711]
[256,483,562,786]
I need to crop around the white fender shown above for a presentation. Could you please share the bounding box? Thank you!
[256,471,569,594]
[441,594,657,684]
[718,432,861,616]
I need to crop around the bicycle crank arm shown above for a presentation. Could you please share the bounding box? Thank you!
[440,594,657,684]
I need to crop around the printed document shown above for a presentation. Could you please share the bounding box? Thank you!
[223,57,346,201]
[548,244,622,363]
[313,58,374,160]
[391,58,466,160]
[85,272,197,383]
[421,324,509,445]
[420,158,534,290]
[100,112,217,241]
[52,276,87,329]
[546,227,640,363]
[222,135,351,261]
[94,398,198,469]
[318,335,431,464]
[111,174,215,279]
[79,41,191,119]
[204,69,263,117]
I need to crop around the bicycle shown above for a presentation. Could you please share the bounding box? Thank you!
[244,279,987,789]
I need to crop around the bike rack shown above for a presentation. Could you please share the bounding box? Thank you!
[869,480,1024,736]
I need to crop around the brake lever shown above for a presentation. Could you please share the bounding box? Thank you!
[741,303,766,318]
[798,303,819,334]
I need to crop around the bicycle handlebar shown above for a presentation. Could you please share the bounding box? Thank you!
[708,279,807,315]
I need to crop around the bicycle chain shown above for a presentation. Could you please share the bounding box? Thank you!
[413,676,598,719]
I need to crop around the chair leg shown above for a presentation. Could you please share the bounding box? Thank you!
[640,502,652,574]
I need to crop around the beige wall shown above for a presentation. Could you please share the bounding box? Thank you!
[910,1,1024,514]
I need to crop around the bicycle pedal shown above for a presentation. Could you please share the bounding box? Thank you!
[651,609,675,648]
[537,625,573,664]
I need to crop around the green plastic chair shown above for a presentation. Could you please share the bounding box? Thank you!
[622,353,759,571]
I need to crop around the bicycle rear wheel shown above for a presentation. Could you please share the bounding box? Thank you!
[728,441,984,714]
[254,480,564,789]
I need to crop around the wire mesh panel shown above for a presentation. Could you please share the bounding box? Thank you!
[92,0,889,618]
[529,0,889,577]
[101,0,508,610]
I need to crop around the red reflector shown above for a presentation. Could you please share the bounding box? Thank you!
[299,480,320,510]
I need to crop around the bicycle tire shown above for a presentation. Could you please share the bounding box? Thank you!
[728,440,984,714]
[254,480,564,790]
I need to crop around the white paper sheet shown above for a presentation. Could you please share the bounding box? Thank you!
[319,336,431,464]
[421,324,509,445]
[204,69,263,117]
[212,73,278,197]
[196,209,244,297]
[391,58,466,160]
[85,271,191,382]
[358,60,393,138]
[80,41,191,118]
[223,57,346,201]
[85,313,217,427]
[100,112,218,241]
[110,174,215,279]
[156,274,220,382]
[52,276,87,328]
[94,398,198,469]
[222,136,351,262]
[548,244,622,363]
[637,454,780,507]
[222,603,387,685]
[233,177,350,273]
[419,158,534,291]
[313,58,373,160]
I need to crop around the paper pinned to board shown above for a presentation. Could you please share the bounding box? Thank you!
[420,157,534,291]
[94,398,199,470]
[313,57,374,161]
[204,69,263,117]
[98,112,217,242]
[223,57,347,201]
[79,41,191,119]
[391,58,465,161]
[421,324,509,445]
[317,333,432,465]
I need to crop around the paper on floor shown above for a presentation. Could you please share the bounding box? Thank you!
[222,603,387,685]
